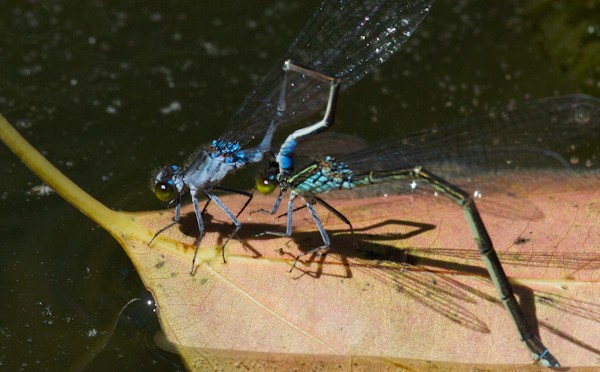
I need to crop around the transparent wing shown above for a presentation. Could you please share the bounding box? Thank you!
[320,94,600,222]
[296,131,369,159]
[220,0,435,146]
[340,94,600,176]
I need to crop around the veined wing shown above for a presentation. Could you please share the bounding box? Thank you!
[220,0,435,147]
[338,94,600,176]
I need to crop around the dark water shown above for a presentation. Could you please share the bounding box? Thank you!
[0,0,597,370]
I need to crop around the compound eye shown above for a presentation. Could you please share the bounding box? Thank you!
[255,175,276,195]
[153,181,177,201]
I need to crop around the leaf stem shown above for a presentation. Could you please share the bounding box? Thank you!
[0,114,133,238]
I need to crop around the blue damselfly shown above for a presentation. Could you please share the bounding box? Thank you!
[150,0,435,274]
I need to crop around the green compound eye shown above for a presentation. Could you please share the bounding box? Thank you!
[153,181,177,201]
[256,175,276,195]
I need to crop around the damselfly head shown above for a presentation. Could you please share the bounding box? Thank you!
[152,164,181,202]
[255,175,276,195]
[256,162,279,195]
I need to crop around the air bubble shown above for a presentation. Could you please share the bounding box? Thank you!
[574,107,591,125]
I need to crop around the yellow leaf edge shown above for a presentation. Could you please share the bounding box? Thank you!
[178,346,549,372]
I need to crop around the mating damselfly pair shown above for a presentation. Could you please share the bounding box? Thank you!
[148,0,600,367]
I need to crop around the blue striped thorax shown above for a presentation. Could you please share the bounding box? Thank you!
[290,156,354,195]
[208,139,243,164]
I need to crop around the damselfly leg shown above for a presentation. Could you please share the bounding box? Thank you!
[190,191,244,275]
[256,193,359,272]
[149,185,252,247]
[148,194,182,246]
[200,186,254,218]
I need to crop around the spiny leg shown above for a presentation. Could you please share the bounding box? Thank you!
[258,194,355,271]
[252,190,284,216]
[276,203,306,219]
[190,193,206,276]
[314,196,359,251]
[413,166,559,368]
[272,196,358,270]
[277,201,352,233]
[256,193,297,238]
[206,192,243,264]
[200,198,211,215]
[149,194,182,245]
[289,199,332,272]
[212,186,254,218]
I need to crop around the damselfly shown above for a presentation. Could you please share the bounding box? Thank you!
[150,0,435,274]
[256,94,600,367]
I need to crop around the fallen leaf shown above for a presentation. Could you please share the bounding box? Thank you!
[1,114,599,369]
